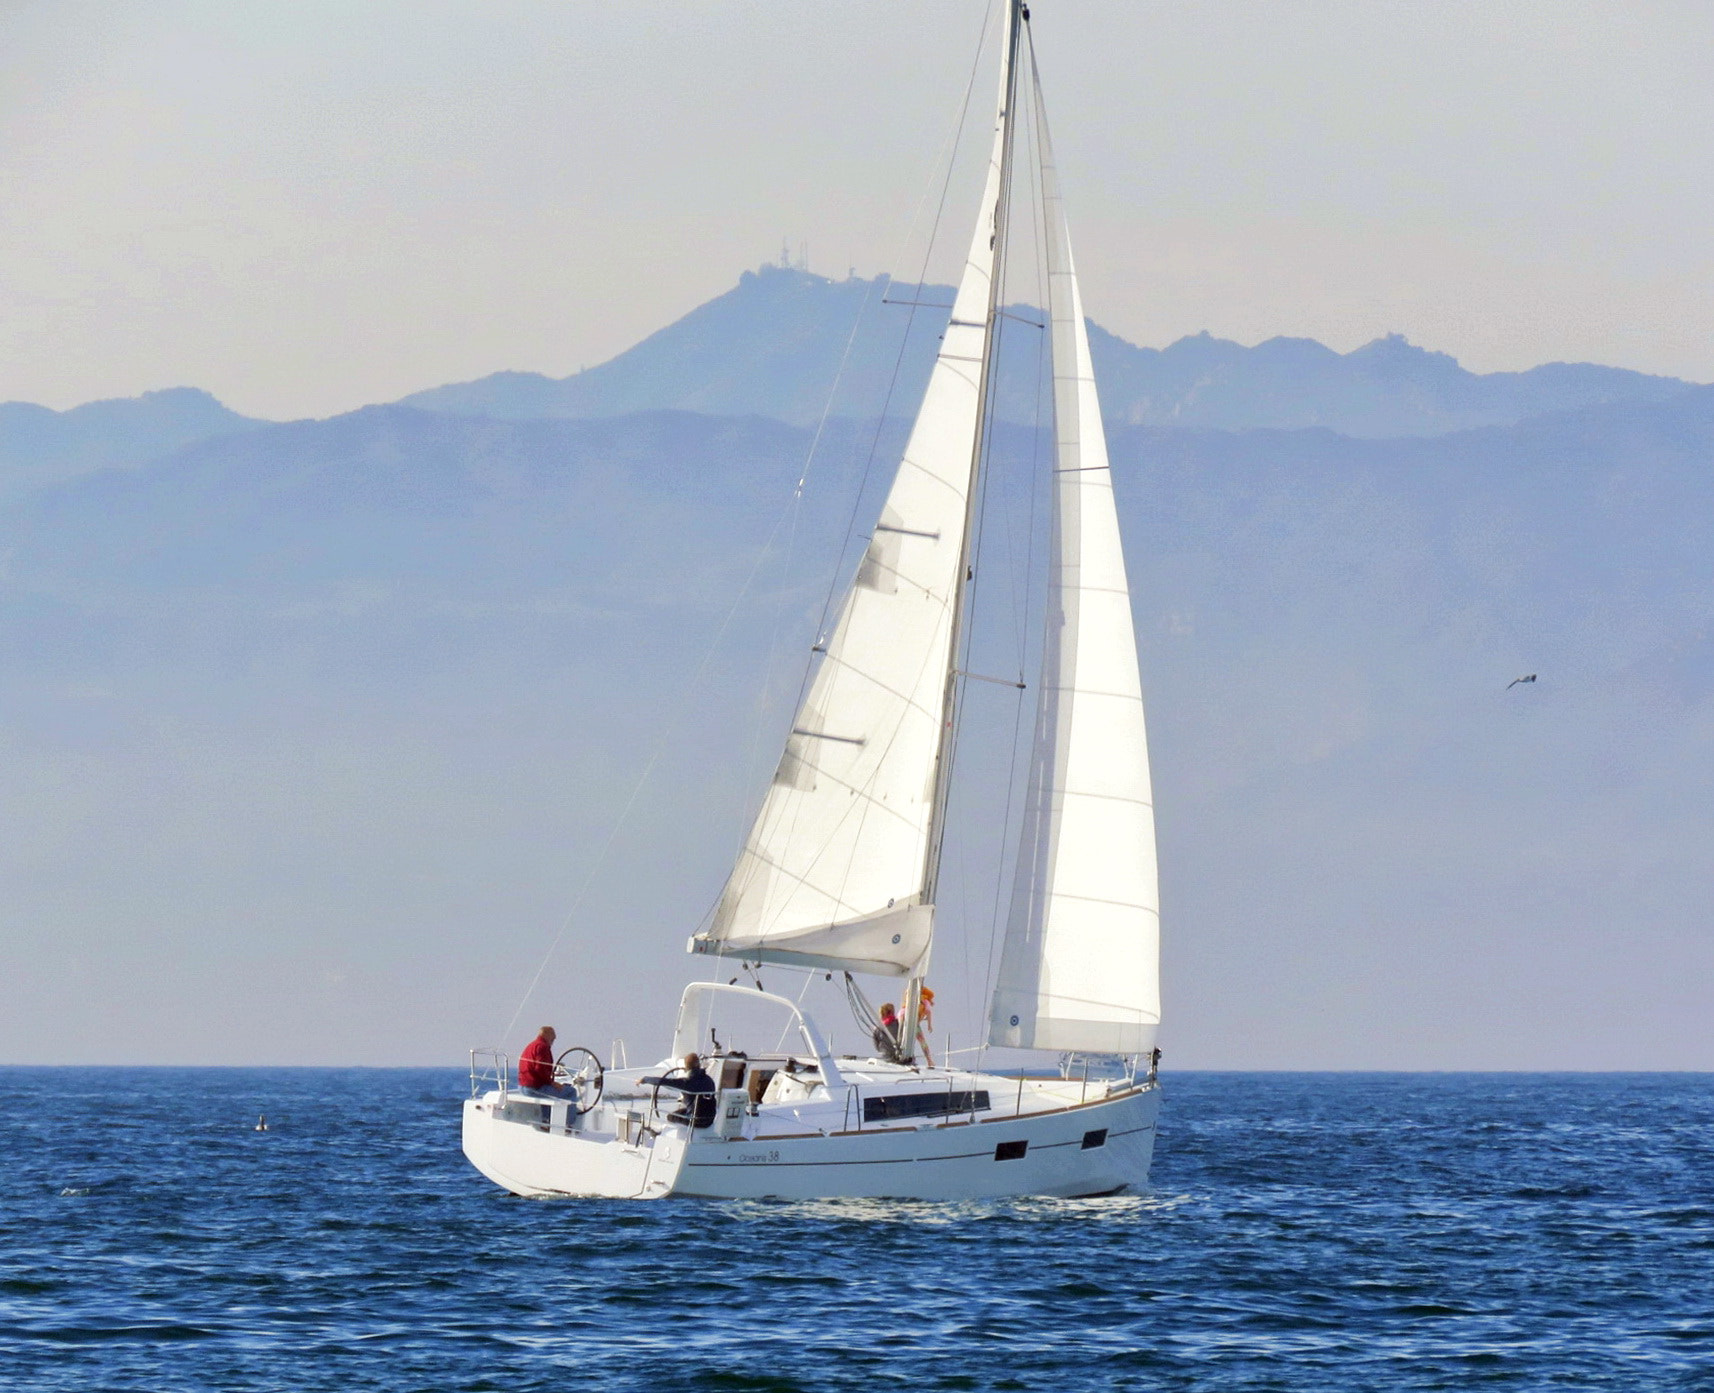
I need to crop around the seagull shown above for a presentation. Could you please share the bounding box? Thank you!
[1506,674,1537,690]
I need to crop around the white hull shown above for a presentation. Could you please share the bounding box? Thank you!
[462,1065,1158,1202]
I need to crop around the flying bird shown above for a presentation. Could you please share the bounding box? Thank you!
[1506,674,1537,690]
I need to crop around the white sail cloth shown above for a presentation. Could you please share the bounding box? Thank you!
[692,30,1017,978]
[988,67,1161,1053]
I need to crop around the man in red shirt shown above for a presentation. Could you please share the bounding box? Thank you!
[518,1025,558,1091]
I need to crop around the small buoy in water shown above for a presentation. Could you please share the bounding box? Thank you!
[255,1115,269,1132]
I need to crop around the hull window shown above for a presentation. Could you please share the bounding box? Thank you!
[1081,1128,1108,1149]
[863,1090,990,1124]
[994,1139,1029,1162]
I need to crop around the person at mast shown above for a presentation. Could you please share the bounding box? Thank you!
[873,1004,904,1064]
[915,987,936,1068]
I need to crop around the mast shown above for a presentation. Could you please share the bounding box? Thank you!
[905,0,1029,1061]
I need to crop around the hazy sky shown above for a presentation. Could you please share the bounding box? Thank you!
[4,0,1713,420]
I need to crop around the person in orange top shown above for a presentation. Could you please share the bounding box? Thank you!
[518,1025,557,1091]
[916,987,936,1067]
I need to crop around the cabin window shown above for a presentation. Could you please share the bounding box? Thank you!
[994,1139,1028,1162]
[862,1090,990,1124]
[1081,1128,1108,1150]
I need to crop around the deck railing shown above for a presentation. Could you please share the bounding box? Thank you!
[469,1048,511,1099]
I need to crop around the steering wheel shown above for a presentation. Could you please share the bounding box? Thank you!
[553,1046,604,1115]
[649,1065,688,1119]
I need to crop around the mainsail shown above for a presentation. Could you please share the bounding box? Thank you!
[691,12,1020,978]
[988,57,1162,1053]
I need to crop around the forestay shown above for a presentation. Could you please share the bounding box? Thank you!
[988,60,1161,1053]
[691,27,1018,978]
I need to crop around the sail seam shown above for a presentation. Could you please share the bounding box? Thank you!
[1042,788,1154,808]
[818,650,950,719]
[1012,992,1157,1012]
[1040,892,1160,914]
[1042,684,1143,701]
[737,842,898,922]
[896,453,974,503]
[752,757,924,837]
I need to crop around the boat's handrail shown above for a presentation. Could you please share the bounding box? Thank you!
[469,1048,511,1099]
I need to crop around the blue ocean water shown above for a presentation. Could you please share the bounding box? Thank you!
[2,1070,1710,1391]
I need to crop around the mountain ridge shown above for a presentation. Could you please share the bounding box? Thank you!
[401,264,1694,438]
[4,268,1697,497]
[0,387,263,499]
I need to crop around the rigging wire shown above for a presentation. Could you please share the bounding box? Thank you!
[844,971,883,1041]
[683,5,1003,951]
[803,0,1001,668]
[981,36,1055,1030]
[503,5,1004,1043]
[767,966,820,1056]
[950,102,1039,1037]
[719,0,1008,969]
[920,0,1027,916]
[922,2,1044,1042]
[502,334,868,1044]
[1003,59,1052,680]
[736,269,885,835]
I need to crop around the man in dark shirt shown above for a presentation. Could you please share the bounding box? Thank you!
[643,1052,717,1129]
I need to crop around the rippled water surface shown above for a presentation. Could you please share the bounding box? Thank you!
[3,1070,1711,1390]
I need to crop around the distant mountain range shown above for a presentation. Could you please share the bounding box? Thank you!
[7,266,1698,504]
[0,387,262,499]
[3,265,1711,1069]
[400,265,1694,437]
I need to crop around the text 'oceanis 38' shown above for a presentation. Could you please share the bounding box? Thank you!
[463,0,1163,1200]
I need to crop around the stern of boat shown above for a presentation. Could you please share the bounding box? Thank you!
[460,1051,690,1199]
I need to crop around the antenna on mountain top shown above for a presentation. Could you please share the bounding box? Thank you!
[779,237,791,268]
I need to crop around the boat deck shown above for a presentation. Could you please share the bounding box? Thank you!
[480,1051,1151,1149]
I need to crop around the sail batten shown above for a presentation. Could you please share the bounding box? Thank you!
[692,10,1020,979]
[987,52,1161,1054]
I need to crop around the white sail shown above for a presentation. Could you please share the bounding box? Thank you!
[988,64,1161,1053]
[692,20,1018,978]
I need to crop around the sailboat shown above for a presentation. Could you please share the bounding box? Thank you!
[462,0,1162,1200]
